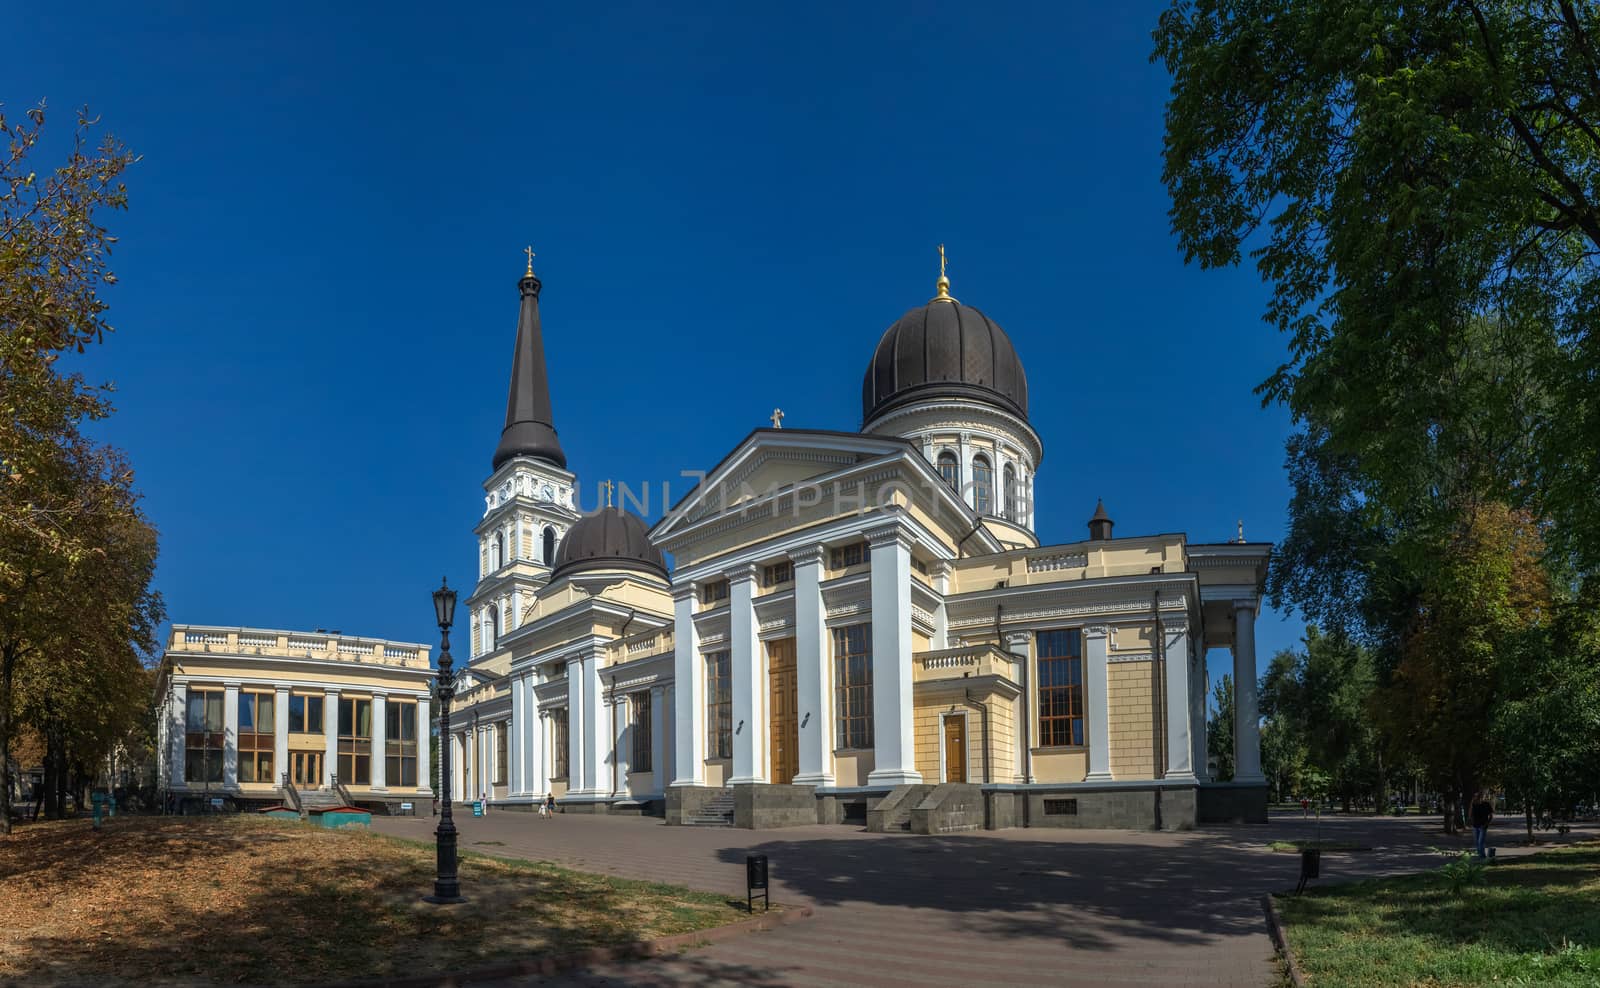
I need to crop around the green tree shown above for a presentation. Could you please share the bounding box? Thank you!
[0,102,150,832]
[1207,673,1235,781]
[1260,629,1385,812]
[1154,0,1600,566]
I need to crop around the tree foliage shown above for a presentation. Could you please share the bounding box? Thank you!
[1207,673,1236,782]
[1154,0,1600,567]
[0,102,158,833]
[1261,629,1385,810]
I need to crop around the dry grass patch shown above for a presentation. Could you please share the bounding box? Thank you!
[0,815,749,986]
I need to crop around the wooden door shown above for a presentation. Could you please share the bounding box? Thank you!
[768,638,799,785]
[292,751,322,787]
[944,716,966,783]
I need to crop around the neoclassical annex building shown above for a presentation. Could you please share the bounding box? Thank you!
[447,254,1269,830]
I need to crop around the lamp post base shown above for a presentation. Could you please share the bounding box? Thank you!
[423,893,467,905]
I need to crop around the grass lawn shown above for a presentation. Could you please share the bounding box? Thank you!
[1267,840,1372,853]
[1276,845,1600,986]
[0,814,752,985]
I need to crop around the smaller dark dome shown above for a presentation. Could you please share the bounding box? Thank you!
[551,507,668,581]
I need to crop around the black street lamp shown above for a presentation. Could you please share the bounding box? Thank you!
[425,577,465,904]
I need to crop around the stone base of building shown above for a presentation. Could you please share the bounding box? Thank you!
[664,784,721,825]
[733,783,818,829]
[981,782,1200,831]
[1197,781,1269,823]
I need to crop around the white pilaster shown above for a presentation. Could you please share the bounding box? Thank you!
[866,525,921,786]
[322,690,339,787]
[1233,601,1265,783]
[223,683,240,789]
[169,682,187,786]
[536,710,550,796]
[671,587,705,786]
[1083,626,1113,781]
[791,547,833,786]
[415,697,432,795]
[1163,621,1197,781]
[728,564,763,785]
[567,653,606,797]
[510,674,525,795]
[273,687,290,788]
[650,685,666,795]
[1007,633,1033,782]
[613,694,631,794]
[370,692,388,791]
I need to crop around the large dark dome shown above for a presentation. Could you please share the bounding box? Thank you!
[550,507,668,581]
[862,297,1028,425]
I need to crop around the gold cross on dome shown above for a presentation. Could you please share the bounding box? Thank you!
[524,245,536,276]
[601,479,614,507]
[770,408,785,429]
[938,243,947,279]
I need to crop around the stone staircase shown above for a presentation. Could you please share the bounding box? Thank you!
[683,789,735,827]
[866,784,935,832]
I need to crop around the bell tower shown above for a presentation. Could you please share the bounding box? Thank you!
[465,251,580,661]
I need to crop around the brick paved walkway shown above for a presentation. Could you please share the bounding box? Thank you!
[372,810,1594,987]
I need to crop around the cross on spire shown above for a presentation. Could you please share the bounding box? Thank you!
[770,408,785,429]
[601,479,615,507]
[523,245,535,277]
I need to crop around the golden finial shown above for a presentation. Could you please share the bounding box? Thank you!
[524,245,536,277]
[601,479,614,508]
[933,243,955,302]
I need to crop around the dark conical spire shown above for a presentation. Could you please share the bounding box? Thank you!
[1087,499,1114,541]
[492,260,567,470]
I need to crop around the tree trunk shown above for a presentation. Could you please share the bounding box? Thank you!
[1443,793,1457,835]
[1526,800,1534,843]
[0,645,13,835]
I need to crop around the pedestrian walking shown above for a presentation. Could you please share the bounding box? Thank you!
[545,792,556,819]
[1471,791,1494,859]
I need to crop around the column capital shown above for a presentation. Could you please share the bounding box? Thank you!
[1232,598,1259,614]
[1083,624,1110,640]
[789,545,827,567]
[1004,631,1032,650]
[864,521,913,550]
[671,582,697,603]
[324,687,341,697]
[273,685,290,694]
[726,562,760,585]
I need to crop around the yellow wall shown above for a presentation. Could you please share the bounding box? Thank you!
[1108,660,1156,779]
[704,758,729,788]
[1032,748,1088,784]
[832,750,875,788]
[912,696,996,783]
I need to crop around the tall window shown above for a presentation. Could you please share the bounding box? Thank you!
[762,560,792,588]
[385,699,418,787]
[1037,629,1085,747]
[237,691,275,784]
[972,455,994,515]
[701,579,729,605]
[337,696,373,785]
[288,693,323,734]
[631,692,652,773]
[184,688,224,784]
[833,624,873,749]
[494,722,508,785]
[492,532,504,570]
[829,542,868,569]
[552,708,569,779]
[1003,465,1018,521]
[937,450,959,489]
[543,526,557,564]
[706,651,732,758]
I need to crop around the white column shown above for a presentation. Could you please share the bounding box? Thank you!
[1163,621,1196,781]
[866,525,921,786]
[510,674,525,795]
[930,560,952,650]
[273,687,290,788]
[650,685,666,794]
[370,692,388,790]
[169,682,187,786]
[223,683,240,789]
[1083,626,1113,781]
[1193,644,1210,782]
[452,733,466,800]
[1233,601,1265,783]
[415,697,432,795]
[567,653,605,797]
[671,586,705,786]
[613,695,632,794]
[728,564,763,785]
[1007,633,1033,782]
[791,547,833,786]
[323,689,339,787]
[536,710,550,796]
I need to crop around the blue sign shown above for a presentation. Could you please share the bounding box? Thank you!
[472,800,484,817]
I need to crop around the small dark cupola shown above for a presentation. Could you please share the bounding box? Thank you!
[492,248,567,470]
[1087,499,1114,541]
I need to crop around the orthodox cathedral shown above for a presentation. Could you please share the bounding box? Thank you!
[444,251,1269,830]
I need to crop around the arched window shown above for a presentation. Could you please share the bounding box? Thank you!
[936,450,959,489]
[493,531,505,570]
[542,526,557,564]
[485,605,499,650]
[1003,465,1018,521]
[972,455,993,516]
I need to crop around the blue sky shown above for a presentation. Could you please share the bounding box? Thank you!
[14,1,1302,693]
